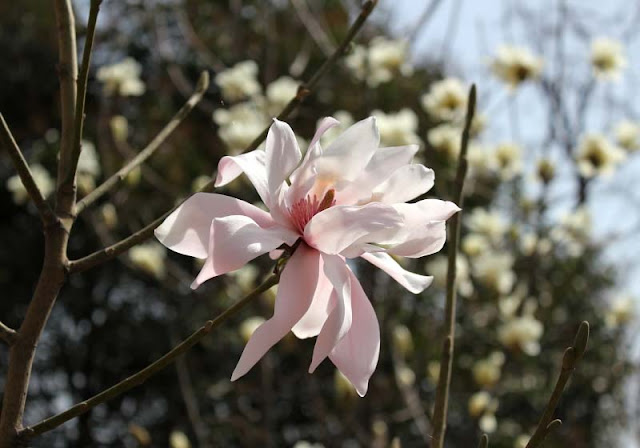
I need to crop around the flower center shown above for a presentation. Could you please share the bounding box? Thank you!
[289,188,336,234]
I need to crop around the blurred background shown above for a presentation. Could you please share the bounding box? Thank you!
[1,0,639,447]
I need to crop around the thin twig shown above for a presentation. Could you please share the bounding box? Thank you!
[431,84,476,448]
[62,0,102,185]
[0,321,17,346]
[525,321,590,448]
[75,71,210,214]
[291,0,336,56]
[0,114,56,226]
[68,0,377,273]
[23,274,280,438]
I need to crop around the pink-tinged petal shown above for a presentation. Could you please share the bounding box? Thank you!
[266,119,301,197]
[308,116,340,150]
[231,244,321,380]
[338,145,419,205]
[215,149,271,207]
[314,117,379,182]
[309,254,352,372]
[371,165,435,204]
[388,221,446,258]
[192,215,298,289]
[361,252,433,293]
[155,193,274,259]
[329,271,380,396]
[292,265,335,339]
[405,199,461,222]
[304,203,402,255]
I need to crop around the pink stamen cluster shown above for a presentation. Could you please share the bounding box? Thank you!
[289,189,336,234]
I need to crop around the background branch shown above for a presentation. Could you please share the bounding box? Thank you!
[75,71,210,214]
[431,84,476,448]
[0,114,56,226]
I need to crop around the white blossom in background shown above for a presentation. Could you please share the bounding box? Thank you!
[6,164,54,205]
[551,207,591,257]
[514,435,530,448]
[215,60,261,102]
[575,133,625,178]
[213,101,269,153]
[498,315,544,355]
[490,45,543,88]
[96,57,145,96]
[427,361,440,384]
[266,76,299,115]
[76,140,101,195]
[109,115,129,143]
[317,111,354,147]
[392,324,414,357]
[366,37,413,86]
[468,391,492,417]
[535,158,555,184]
[421,78,468,121]
[472,252,516,294]
[100,203,118,230]
[427,124,461,160]
[169,431,191,448]
[468,113,488,137]
[479,413,498,433]
[605,296,635,328]
[426,255,474,297]
[472,355,502,387]
[239,316,266,343]
[396,365,416,387]
[372,109,421,146]
[493,142,522,180]
[129,242,167,280]
[293,441,325,448]
[466,208,509,244]
[344,44,368,81]
[519,232,552,257]
[462,233,491,257]
[467,143,497,180]
[590,37,627,80]
[614,120,640,152]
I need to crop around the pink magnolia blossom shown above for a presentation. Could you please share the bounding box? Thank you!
[155,116,459,396]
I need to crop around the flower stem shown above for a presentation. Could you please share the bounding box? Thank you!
[23,274,279,438]
[431,84,476,448]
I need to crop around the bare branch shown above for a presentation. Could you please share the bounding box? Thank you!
[75,71,210,215]
[62,0,103,185]
[24,274,279,438]
[68,0,377,273]
[525,321,590,448]
[0,114,56,226]
[0,321,17,346]
[431,85,476,448]
[291,0,336,56]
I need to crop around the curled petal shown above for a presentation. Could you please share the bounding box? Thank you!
[371,164,435,204]
[215,149,271,207]
[329,271,380,396]
[192,215,298,289]
[308,116,340,151]
[309,254,352,372]
[155,193,274,259]
[361,252,433,294]
[231,244,321,380]
[292,264,335,339]
[304,203,402,255]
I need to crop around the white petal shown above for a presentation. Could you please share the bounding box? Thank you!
[155,193,274,259]
[361,252,433,293]
[309,254,352,372]
[371,165,435,204]
[329,271,380,396]
[231,244,321,380]
[215,149,272,207]
[304,203,402,255]
[292,264,335,339]
[191,215,297,289]
[266,119,301,197]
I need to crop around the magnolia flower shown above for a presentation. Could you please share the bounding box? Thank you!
[575,134,625,178]
[536,158,555,183]
[96,57,145,97]
[472,252,516,294]
[614,120,640,151]
[215,60,261,102]
[155,117,458,395]
[372,109,421,146]
[498,315,543,355]
[479,414,498,433]
[493,142,522,180]
[590,37,627,80]
[490,45,543,88]
[466,208,509,244]
[472,354,503,387]
[169,431,191,448]
[605,296,635,328]
[427,124,461,160]
[129,242,167,280]
[213,101,269,153]
[427,255,473,297]
[266,76,299,115]
[366,37,413,86]
[318,111,354,147]
[468,391,492,417]
[421,78,468,121]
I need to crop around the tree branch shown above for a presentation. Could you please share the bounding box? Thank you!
[75,71,210,215]
[68,0,377,273]
[525,321,589,448]
[0,114,56,226]
[62,0,102,185]
[431,85,476,448]
[23,274,279,438]
[0,321,17,346]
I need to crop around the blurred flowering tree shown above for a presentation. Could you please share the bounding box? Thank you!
[0,1,636,447]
